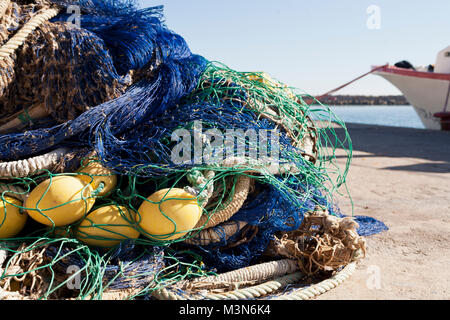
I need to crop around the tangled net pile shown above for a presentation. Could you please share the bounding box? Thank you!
[0,0,387,300]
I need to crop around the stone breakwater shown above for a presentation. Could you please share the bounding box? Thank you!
[315,95,409,106]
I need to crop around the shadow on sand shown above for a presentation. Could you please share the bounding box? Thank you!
[333,123,450,173]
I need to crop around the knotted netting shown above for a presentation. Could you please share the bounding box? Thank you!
[0,0,387,300]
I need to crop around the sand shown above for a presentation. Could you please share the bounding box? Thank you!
[317,123,450,300]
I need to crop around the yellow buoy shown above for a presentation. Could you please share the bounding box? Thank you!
[25,176,95,227]
[0,197,27,239]
[137,188,202,241]
[76,205,140,248]
[77,160,117,197]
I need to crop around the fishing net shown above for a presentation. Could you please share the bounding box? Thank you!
[0,0,387,300]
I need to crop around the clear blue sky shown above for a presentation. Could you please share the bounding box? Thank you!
[139,0,450,96]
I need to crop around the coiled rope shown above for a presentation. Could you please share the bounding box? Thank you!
[0,148,69,178]
[185,259,299,290]
[184,220,248,246]
[0,4,60,132]
[152,260,357,301]
[196,175,251,230]
[205,272,305,300]
[183,174,251,246]
[0,7,59,59]
[0,0,9,18]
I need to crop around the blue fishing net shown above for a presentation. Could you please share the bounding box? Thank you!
[0,0,388,299]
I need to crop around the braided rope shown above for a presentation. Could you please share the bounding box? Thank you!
[184,221,248,246]
[0,148,69,178]
[195,175,251,230]
[0,0,9,19]
[187,259,298,290]
[204,272,304,300]
[0,0,13,96]
[152,261,356,301]
[0,5,59,103]
[152,259,299,300]
[0,7,59,60]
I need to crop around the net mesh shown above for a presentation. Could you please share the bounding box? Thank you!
[0,0,387,300]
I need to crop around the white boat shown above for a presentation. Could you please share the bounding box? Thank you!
[372,46,450,131]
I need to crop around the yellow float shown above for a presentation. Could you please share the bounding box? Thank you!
[77,160,117,197]
[0,197,27,239]
[25,176,96,227]
[137,188,202,241]
[76,205,140,248]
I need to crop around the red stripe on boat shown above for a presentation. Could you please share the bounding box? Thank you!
[373,65,450,81]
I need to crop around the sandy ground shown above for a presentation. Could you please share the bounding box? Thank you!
[317,123,450,300]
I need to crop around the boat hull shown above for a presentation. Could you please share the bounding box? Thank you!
[374,66,450,130]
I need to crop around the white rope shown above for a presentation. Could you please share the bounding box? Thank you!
[152,262,357,301]
[0,148,69,178]
[0,7,59,60]
[187,259,298,289]
[204,272,304,300]
[184,221,248,246]
[195,175,251,230]
[0,0,9,19]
